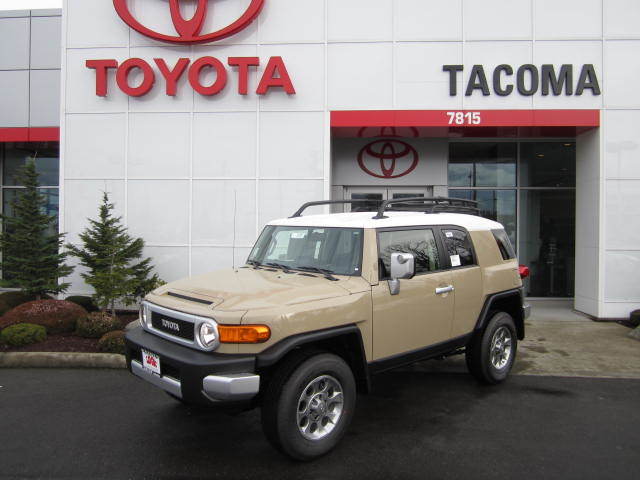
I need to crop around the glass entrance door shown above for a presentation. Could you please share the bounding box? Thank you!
[343,187,433,212]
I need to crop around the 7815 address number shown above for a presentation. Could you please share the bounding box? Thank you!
[446,111,482,125]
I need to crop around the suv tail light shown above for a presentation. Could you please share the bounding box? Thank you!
[519,265,530,279]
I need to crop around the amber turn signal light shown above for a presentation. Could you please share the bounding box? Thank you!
[218,325,271,343]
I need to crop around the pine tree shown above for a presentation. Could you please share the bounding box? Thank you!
[0,159,73,298]
[67,192,162,316]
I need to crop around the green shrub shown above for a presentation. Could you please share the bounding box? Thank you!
[98,330,125,354]
[1,300,88,334]
[1,323,46,347]
[76,311,121,338]
[0,291,51,317]
[65,295,99,313]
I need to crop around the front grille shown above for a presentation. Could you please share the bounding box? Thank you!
[151,311,195,340]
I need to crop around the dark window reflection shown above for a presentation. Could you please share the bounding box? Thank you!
[350,193,383,212]
[378,229,440,279]
[449,143,516,187]
[520,142,576,187]
[442,229,474,266]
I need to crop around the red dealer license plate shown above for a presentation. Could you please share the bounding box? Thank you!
[142,349,161,375]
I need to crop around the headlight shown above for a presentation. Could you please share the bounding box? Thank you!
[199,322,217,347]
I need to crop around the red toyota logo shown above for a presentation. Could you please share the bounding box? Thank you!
[113,0,265,44]
[357,139,419,179]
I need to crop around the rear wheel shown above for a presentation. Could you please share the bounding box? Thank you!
[466,311,517,384]
[261,352,356,461]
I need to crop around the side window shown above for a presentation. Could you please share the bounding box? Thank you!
[442,228,475,267]
[492,228,516,260]
[378,229,441,279]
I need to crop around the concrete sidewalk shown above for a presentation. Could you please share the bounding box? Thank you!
[408,299,640,379]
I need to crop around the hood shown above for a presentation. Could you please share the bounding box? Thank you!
[154,267,353,312]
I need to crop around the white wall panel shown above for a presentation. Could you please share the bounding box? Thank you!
[604,110,640,179]
[463,0,532,41]
[258,179,324,228]
[603,40,640,108]
[395,0,462,41]
[143,246,190,283]
[64,113,126,179]
[259,112,324,179]
[127,180,190,244]
[66,0,129,48]
[258,0,325,44]
[604,250,640,302]
[31,16,62,69]
[65,48,129,113]
[462,41,533,109]
[30,69,61,126]
[535,0,602,40]
[193,44,258,112]
[0,17,29,70]
[0,70,29,127]
[258,43,324,111]
[191,180,256,246]
[191,246,251,275]
[192,112,257,178]
[605,179,640,250]
[604,0,640,38]
[327,0,392,42]
[128,112,191,179]
[63,179,125,244]
[395,42,463,109]
[532,41,603,109]
[328,43,393,109]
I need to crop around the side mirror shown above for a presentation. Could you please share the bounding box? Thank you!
[390,252,415,280]
[388,253,415,295]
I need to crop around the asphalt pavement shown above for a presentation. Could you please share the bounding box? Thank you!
[1,368,639,480]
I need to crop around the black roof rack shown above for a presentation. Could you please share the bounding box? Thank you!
[290,197,479,219]
[372,197,479,219]
[290,199,383,218]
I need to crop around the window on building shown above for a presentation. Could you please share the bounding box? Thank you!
[1,142,60,234]
[378,229,441,279]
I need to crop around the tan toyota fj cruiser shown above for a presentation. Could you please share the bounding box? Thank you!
[125,197,530,460]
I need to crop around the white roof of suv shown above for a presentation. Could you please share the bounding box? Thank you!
[269,211,504,231]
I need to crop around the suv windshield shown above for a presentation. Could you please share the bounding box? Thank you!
[247,226,364,276]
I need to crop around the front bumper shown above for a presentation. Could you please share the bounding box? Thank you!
[125,326,260,405]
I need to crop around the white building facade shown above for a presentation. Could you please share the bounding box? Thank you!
[3,0,640,319]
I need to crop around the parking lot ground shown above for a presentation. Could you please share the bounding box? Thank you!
[1,368,638,480]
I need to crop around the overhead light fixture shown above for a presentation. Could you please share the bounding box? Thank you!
[536,154,545,158]
[563,143,573,147]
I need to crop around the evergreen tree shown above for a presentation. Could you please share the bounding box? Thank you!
[0,159,73,298]
[67,192,162,316]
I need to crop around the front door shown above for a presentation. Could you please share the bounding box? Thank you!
[371,226,455,360]
[343,186,433,212]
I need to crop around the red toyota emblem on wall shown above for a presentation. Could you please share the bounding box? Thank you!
[113,0,265,44]
[357,139,419,179]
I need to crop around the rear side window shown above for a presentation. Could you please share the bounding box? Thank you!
[492,229,516,260]
[442,229,475,267]
[378,229,441,279]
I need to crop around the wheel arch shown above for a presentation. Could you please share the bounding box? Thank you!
[474,288,525,340]
[255,324,371,393]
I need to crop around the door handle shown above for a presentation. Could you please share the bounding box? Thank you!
[435,285,454,295]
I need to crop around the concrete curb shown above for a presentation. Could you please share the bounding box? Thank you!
[0,352,126,369]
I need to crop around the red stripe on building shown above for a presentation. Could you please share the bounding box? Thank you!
[330,110,600,128]
[0,127,60,142]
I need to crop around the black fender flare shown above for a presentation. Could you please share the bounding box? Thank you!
[255,324,371,392]
[474,288,526,340]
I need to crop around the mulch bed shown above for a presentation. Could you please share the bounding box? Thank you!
[0,312,138,353]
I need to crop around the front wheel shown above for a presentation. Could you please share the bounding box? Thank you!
[261,352,356,461]
[466,311,518,384]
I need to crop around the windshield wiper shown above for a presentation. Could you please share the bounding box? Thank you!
[246,259,262,269]
[296,266,339,281]
[265,262,294,273]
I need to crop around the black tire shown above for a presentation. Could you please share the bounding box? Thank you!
[261,351,356,461]
[466,311,518,384]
